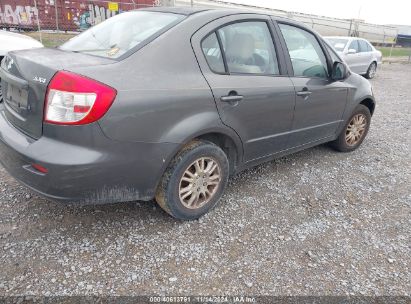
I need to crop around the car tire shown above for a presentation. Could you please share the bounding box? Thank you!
[155,140,229,220]
[331,104,371,152]
[365,62,377,79]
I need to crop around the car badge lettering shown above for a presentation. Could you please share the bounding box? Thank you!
[33,76,47,84]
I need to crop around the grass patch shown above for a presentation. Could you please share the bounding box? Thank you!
[377,47,411,57]
[24,32,77,48]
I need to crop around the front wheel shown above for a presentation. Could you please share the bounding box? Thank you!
[155,140,229,220]
[331,104,371,152]
[365,62,377,79]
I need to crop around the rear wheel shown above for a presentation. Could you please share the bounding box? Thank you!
[331,104,371,152]
[155,140,229,220]
[365,62,377,79]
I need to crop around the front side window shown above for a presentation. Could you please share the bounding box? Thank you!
[60,11,184,59]
[217,21,279,75]
[279,23,328,78]
[348,40,360,53]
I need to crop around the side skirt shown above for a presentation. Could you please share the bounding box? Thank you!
[235,135,335,174]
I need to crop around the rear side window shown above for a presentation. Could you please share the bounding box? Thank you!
[201,21,280,75]
[60,11,184,59]
[359,40,372,52]
[218,22,279,75]
[279,23,328,78]
[202,33,226,74]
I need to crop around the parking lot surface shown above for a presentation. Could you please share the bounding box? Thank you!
[0,63,410,296]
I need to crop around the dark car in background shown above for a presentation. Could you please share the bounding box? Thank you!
[0,7,375,220]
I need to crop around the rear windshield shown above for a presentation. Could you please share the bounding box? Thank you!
[60,11,184,59]
[325,38,348,52]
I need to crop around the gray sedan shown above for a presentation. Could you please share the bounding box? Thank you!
[0,8,376,220]
[325,36,382,79]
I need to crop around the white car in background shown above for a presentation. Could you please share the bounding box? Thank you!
[325,36,382,79]
[0,30,43,101]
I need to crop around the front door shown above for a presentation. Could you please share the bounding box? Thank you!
[277,22,348,147]
[192,15,296,162]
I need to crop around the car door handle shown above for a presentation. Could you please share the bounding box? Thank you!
[220,94,244,103]
[296,88,312,98]
[296,91,312,96]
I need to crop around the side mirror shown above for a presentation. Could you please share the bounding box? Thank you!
[347,48,357,54]
[332,61,347,81]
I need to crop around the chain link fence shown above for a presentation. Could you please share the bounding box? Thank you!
[0,0,158,46]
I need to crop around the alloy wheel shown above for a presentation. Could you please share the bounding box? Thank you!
[345,114,367,146]
[179,157,221,209]
[369,63,376,78]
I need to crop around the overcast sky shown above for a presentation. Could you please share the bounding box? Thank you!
[224,0,411,25]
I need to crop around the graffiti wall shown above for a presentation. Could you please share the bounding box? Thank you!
[0,0,156,31]
[75,3,119,30]
[0,4,38,26]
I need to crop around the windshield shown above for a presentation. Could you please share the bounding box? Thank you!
[60,11,184,59]
[325,38,349,52]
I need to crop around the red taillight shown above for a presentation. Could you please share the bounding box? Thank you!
[44,71,117,125]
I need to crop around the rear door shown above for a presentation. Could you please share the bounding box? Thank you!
[192,14,296,162]
[275,22,348,146]
[358,39,373,73]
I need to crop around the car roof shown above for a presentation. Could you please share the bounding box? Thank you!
[325,36,371,42]
[141,6,212,16]
[141,6,310,30]
[325,36,352,39]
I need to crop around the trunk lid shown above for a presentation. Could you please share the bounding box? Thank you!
[0,48,114,139]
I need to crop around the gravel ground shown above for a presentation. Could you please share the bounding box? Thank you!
[0,63,410,297]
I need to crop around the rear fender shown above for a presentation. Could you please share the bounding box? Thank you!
[159,111,244,170]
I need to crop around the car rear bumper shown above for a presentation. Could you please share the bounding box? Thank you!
[0,109,178,204]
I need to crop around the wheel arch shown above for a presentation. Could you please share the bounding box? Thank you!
[360,97,376,116]
[167,128,243,176]
[196,132,241,175]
